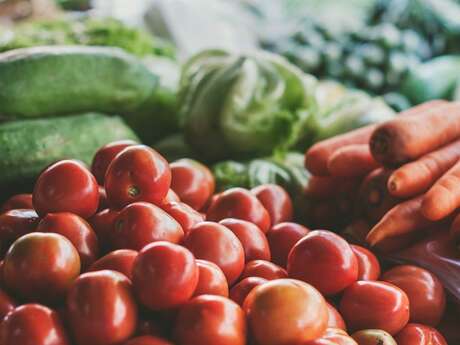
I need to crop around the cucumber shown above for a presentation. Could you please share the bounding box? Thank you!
[0,46,158,119]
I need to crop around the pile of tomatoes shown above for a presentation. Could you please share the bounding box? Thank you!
[0,140,450,345]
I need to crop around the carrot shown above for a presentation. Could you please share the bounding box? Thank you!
[328,144,380,177]
[388,139,460,198]
[370,101,460,167]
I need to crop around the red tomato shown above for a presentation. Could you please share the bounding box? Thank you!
[219,218,271,262]
[327,302,347,331]
[105,145,171,209]
[161,202,204,235]
[112,202,184,250]
[351,329,397,345]
[194,259,229,297]
[124,336,173,345]
[89,249,137,280]
[4,233,80,303]
[170,159,215,211]
[266,222,309,267]
[395,323,447,345]
[351,245,381,281]
[251,184,293,225]
[162,189,180,204]
[183,222,244,285]
[37,212,99,269]
[0,304,70,345]
[133,242,198,310]
[89,208,119,252]
[382,265,445,326]
[207,188,271,233]
[229,276,268,306]
[340,280,410,335]
[174,295,246,345]
[244,279,328,345]
[240,260,287,281]
[288,230,358,295]
[0,209,39,258]
[0,194,33,213]
[0,289,15,321]
[306,328,358,345]
[91,140,137,184]
[67,270,138,345]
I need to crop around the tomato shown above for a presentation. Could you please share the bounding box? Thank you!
[0,304,70,345]
[67,270,137,345]
[170,159,215,211]
[162,189,180,204]
[161,202,204,235]
[339,281,410,335]
[133,242,198,310]
[207,188,271,233]
[351,329,397,345]
[287,230,358,295]
[174,295,246,345]
[395,323,447,345]
[219,218,271,262]
[89,249,138,280]
[382,265,445,326]
[351,245,381,281]
[124,336,173,345]
[4,233,80,303]
[326,302,346,331]
[0,209,39,258]
[306,328,358,345]
[244,279,328,345]
[112,202,184,251]
[194,259,229,297]
[266,222,309,267]
[91,140,137,184]
[37,212,99,269]
[105,145,171,209]
[0,288,15,320]
[89,208,119,253]
[229,277,268,306]
[240,260,287,281]
[0,194,33,213]
[251,184,293,225]
[183,222,244,285]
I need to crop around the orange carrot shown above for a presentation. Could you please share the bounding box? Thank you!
[328,144,380,177]
[388,139,460,198]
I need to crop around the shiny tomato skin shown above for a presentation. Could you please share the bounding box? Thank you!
[0,194,33,213]
[133,242,198,310]
[351,329,397,345]
[88,249,137,280]
[0,288,15,320]
[91,140,137,184]
[219,218,271,262]
[67,270,137,345]
[287,230,358,295]
[112,202,184,250]
[194,259,229,297]
[0,209,39,258]
[251,184,293,225]
[266,222,309,267]
[305,328,358,345]
[382,265,445,326]
[33,160,99,218]
[4,233,80,303]
[240,260,287,281]
[339,280,410,335]
[207,188,271,233]
[161,189,181,205]
[124,336,173,345]
[244,278,328,345]
[183,222,245,285]
[351,245,381,281]
[161,201,204,235]
[327,302,347,331]
[229,277,268,306]
[395,323,447,345]
[89,208,119,253]
[105,145,171,209]
[37,212,99,269]
[0,304,70,345]
[170,159,215,211]
[174,294,246,345]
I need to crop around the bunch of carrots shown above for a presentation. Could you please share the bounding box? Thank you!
[304,100,460,251]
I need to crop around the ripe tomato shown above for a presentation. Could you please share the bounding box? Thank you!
[91,140,137,184]
[266,222,309,267]
[0,304,70,345]
[240,260,287,281]
[287,230,358,295]
[382,265,445,326]
[219,218,271,262]
[105,145,170,209]
[161,189,180,204]
[161,201,204,235]
[4,233,80,303]
[351,329,397,345]
[170,159,215,211]
[395,323,447,345]
[339,281,410,335]
[124,336,173,345]
[326,302,346,331]
[351,245,381,281]
[244,279,328,345]
[174,295,246,345]
[0,194,33,213]
[89,208,119,253]
[133,242,198,310]
[305,328,358,345]
[112,202,184,250]
[251,184,293,225]
[37,212,99,269]
[88,249,138,280]
[67,270,137,345]
[194,259,228,297]
[207,188,271,233]
[0,209,39,258]
[183,222,244,285]
[229,277,268,306]
[0,289,15,320]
